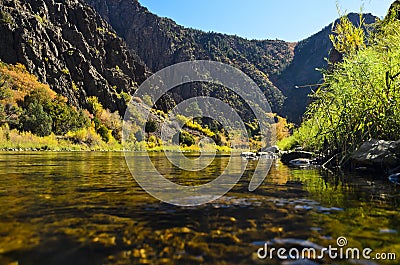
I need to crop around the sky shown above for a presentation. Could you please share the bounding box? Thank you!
[139,0,394,42]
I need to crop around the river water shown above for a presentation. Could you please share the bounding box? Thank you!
[0,152,399,264]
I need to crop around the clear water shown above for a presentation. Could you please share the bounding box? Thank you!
[0,152,399,265]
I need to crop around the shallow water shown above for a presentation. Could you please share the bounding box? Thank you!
[0,152,399,265]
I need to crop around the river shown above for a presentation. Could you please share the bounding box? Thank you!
[0,152,399,264]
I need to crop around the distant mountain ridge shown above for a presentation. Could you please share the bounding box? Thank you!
[0,0,378,122]
[85,0,294,114]
[83,0,378,121]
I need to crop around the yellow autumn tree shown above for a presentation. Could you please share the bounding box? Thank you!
[329,13,366,56]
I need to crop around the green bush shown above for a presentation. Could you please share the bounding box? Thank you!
[179,131,195,147]
[145,120,157,133]
[19,101,52,137]
[97,124,111,143]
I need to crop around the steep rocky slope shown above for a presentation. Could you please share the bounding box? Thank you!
[0,0,148,113]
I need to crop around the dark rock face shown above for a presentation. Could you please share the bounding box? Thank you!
[0,0,148,113]
[351,140,400,171]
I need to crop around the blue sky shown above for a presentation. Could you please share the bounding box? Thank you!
[139,0,394,42]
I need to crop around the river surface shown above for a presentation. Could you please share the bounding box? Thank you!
[0,152,399,265]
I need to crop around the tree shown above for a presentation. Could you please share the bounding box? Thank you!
[97,124,111,143]
[19,101,52,136]
[329,13,366,56]
[145,120,157,134]
[179,131,195,146]
[45,95,90,135]
[87,96,104,117]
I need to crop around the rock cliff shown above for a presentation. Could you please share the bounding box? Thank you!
[0,0,148,113]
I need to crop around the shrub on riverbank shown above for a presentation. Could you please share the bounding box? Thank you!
[0,61,124,150]
[0,125,122,151]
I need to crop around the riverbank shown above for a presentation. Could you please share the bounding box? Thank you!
[0,127,233,152]
[0,127,121,151]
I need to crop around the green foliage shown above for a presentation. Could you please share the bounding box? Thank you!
[87,96,104,117]
[119,92,131,103]
[0,11,13,25]
[142,95,153,106]
[71,81,78,91]
[21,91,90,135]
[97,124,111,143]
[293,16,400,163]
[179,131,195,147]
[245,119,260,137]
[60,68,70,75]
[19,101,52,137]
[147,135,162,149]
[46,96,90,135]
[145,120,157,133]
[212,133,222,146]
[34,14,47,26]
[185,120,215,138]
[1,103,21,128]
[100,109,122,141]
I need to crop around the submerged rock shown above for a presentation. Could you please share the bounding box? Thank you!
[289,158,312,168]
[282,259,320,265]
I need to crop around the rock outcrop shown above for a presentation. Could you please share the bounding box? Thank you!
[280,151,314,165]
[0,0,148,113]
[351,139,400,171]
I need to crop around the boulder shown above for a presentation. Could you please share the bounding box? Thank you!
[240,152,257,160]
[281,151,314,165]
[260,145,280,154]
[351,140,400,170]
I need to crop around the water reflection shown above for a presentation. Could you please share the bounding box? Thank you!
[0,152,399,264]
